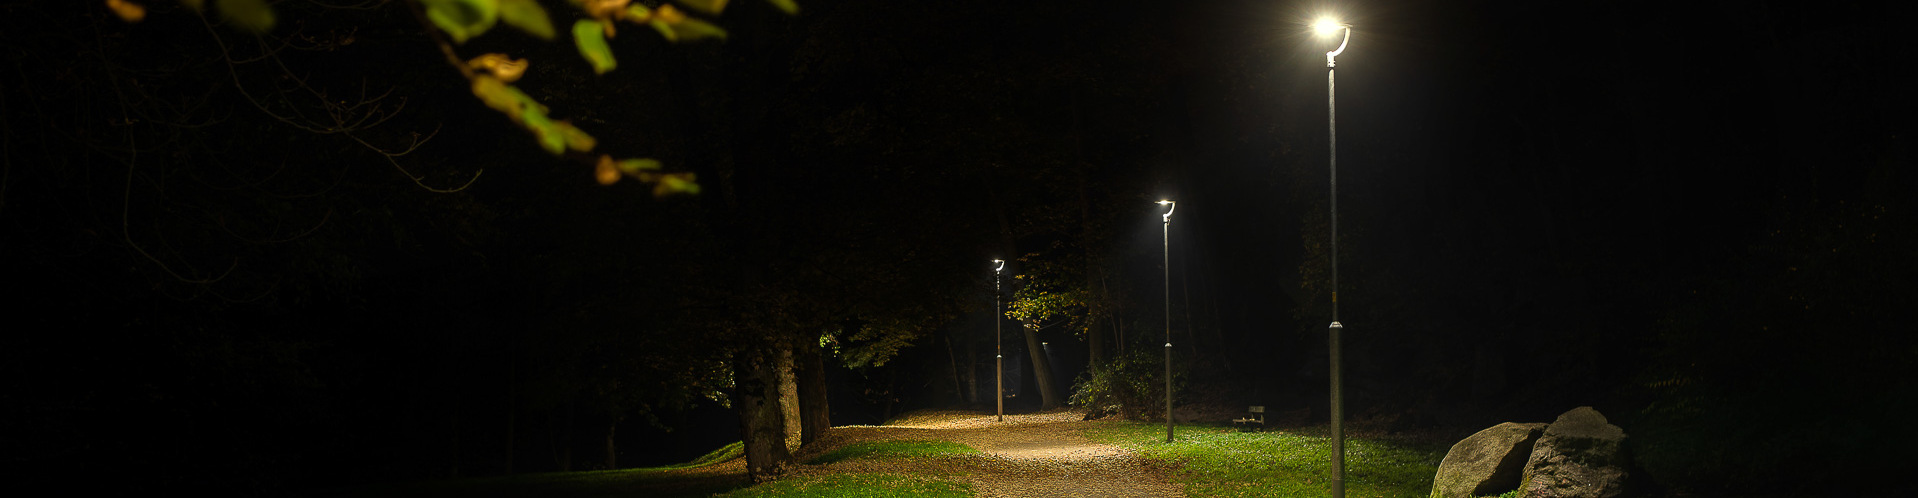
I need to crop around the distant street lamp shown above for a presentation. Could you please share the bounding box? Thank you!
[1315,16,1351,498]
[993,259,1006,422]
[1156,199,1176,443]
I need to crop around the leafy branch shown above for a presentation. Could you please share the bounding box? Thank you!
[109,0,801,196]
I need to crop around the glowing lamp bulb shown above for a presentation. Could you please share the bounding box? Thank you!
[1314,18,1343,35]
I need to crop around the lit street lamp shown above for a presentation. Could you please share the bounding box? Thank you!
[1315,16,1351,498]
[1156,199,1176,443]
[993,259,1006,422]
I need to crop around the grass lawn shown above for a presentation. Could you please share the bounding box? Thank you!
[320,442,752,498]
[320,466,751,498]
[715,473,970,497]
[322,439,978,498]
[1083,422,1447,498]
[805,439,981,464]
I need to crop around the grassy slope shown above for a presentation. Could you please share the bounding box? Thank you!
[805,439,982,464]
[1084,422,1447,498]
[716,473,970,498]
[321,440,978,498]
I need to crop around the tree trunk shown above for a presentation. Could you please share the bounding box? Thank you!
[797,340,832,446]
[966,342,979,404]
[1081,171,1105,371]
[1181,243,1197,365]
[1104,274,1125,357]
[553,399,573,471]
[775,342,802,452]
[505,359,516,474]
[1072,92,1105,372]
[943,333,967,404]
[733,346,792,482]
[603,421,617,470]
[1022,321,1062,409]
[448,413,460,477]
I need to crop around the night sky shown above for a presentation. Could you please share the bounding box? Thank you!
[3,0,1914,495]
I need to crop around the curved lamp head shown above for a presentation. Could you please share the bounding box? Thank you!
[1313,17,1351,67]
[1156,200,1176,221]
[992,259,1005,272]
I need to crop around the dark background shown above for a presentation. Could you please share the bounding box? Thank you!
[3,0,1913,495]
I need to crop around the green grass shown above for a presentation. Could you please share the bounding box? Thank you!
[326,439,979,498]
[324,467,749,498]
[1084,423,1446,498]
[668,440,745,469]
[806,439,981,464]
[322,442,751,498]
[715,473,971,498]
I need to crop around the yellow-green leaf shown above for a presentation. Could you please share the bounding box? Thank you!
[766,0,798,15]
[669,18,727,41]
[555,121,597,152]
[625,3,653,21]
[654,173,700,197]
[423,0,499,44]
[181,0,204,12]
[107,0,146,23]
[616,158,662,173]
[498,0,555,40]
[572,20,617,74]
[470,76,517,114]
[467,53,528,83]
[216,0,275,33]
[647,18,677,42]
[673,0,728,15]
[519,107,565,155]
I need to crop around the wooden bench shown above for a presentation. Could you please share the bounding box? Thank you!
[1233,405,1265,431]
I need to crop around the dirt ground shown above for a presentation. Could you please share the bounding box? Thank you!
[674,409,1186,497]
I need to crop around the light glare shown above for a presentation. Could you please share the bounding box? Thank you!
[1314,18,1343,35]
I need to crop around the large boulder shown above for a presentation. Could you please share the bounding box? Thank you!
[1519,406,1631,498]
[1431,422,1548,498]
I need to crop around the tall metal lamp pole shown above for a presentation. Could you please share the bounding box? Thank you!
[1314,17,1351,498]
[993,259,1006,422]
[1156,200,1176,443]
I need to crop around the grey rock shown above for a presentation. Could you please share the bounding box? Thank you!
[1431,422,1548,498]
[1519,406,1632,498]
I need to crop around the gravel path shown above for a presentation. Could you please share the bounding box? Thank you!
[792,410,1185,498]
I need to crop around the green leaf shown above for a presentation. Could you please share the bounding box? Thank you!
[670,18,728,41]
[625,4,653,20]
[766,0,798,15]
[616,158,662,173]
[572,20,617,74]
[647,18,677,43]
[216,0,275,33]
[673,0,729,15]
[498,0,555,40]
[181,0,205,12]
[470,76,516,114]
[423,0,499,44]
[555,121,597,152]
[519,107,565,155]
[654,173,700,197]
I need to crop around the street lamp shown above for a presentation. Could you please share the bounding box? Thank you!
[1156,199,1176,443]
[1315,16,1351,498]
[993,259,1006,422]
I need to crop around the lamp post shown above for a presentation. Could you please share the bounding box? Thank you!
[1314,17,1350,498]
[993,259,1006,422]
[1156,200,1176,443]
